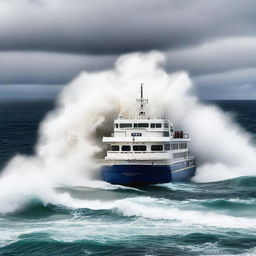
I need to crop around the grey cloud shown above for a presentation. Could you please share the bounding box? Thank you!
[0,0,256,54]
[165,37,256,76]
[195,67,256,87]
[194,67,256,99]
[1,0,256,99]
[0,51,116,84]
[2,35,256,85]
[0,84,62,99]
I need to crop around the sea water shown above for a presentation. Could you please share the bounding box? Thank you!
[0,100,255,256]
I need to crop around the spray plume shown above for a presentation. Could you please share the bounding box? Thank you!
[0,51,256,213]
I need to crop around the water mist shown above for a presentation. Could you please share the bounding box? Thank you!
[0,51,256,214]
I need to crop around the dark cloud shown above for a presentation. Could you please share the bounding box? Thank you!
[0,51,116,84]
[0,0,256,99]
[0,84,62,99]
[166,37,256,76]
[0,0,256,54]
[194,67,256,99]
[1,36,256,86]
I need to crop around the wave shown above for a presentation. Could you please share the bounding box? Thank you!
[221,175,256,188]
[6,192,255,230]
[9,199,56,218]
[1,52,256,214]
[2,232,256,256]
[199,198,256,212]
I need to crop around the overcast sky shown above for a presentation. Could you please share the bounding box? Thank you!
[0,0,256,99]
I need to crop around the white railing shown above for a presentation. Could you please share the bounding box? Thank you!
[107,151,169,154]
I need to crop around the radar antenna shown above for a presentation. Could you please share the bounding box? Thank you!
[136,83,148,118]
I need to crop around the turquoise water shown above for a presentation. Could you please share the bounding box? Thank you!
[0,100,256,255]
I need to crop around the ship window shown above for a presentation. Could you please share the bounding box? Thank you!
[133,145,147,151]
[179,143,187,149]
[163,131,169,137]
[115,124,118,128]
[164,144,170,150]
[171,143,179,150]
[121,145,131,151]
[173,152,188,159]
[164,123,169,128]
[111,145,119,151]
[150,123,161,128]
[120,123,132,128]
[151,145,163,151]
[137,123,149,128]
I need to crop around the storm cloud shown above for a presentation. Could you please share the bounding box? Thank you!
[0,0,256,99]
[0,0,256,53]
[0,51,116,84]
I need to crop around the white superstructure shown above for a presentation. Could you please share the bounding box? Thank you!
[103,84,193,165]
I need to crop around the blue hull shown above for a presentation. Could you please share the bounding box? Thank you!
[101,163,196,186]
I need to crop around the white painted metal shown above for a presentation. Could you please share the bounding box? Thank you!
[102,84,193,164]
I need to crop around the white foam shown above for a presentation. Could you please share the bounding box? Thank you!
[46,195,256,229]
[1,51,256,213]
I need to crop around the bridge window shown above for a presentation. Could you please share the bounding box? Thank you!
[133,145,147,151]
[120,123,132,128]
[150,123,162,128]
[121,145,131,151]
[164,123,169,128]
[111,145,119,151]
[134,123,149,128]
[115,124,118,128]
[151,145,163,151]
[164,144,170,150]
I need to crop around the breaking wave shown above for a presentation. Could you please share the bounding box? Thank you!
[6,192,256,230]
[0,51,256,214]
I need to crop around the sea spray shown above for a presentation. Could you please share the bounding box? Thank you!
[0,51,256,214]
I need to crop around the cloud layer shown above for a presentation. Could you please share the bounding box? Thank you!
[0,0,256,99]
[1,0,255,53]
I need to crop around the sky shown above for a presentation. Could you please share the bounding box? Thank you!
[0,0,256,99]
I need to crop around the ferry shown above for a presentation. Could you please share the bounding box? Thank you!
[100,85,196,186]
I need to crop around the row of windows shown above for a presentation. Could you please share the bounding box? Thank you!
[179,143,187,149]
[150,123,162,128]
[113,145,148,152]
[109,144,172,152]
[119,123,132,128]
[171,143,187,150]
[134,123,150,128]
[130,132,169,137]
[116,123,169,129]
[110,143,187,152]
[173,152,188,159]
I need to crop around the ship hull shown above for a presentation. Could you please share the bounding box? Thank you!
[101,163,196,186]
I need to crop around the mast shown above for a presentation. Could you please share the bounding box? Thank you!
[136,83,148,119]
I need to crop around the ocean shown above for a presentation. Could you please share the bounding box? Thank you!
[0,100,256,256]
